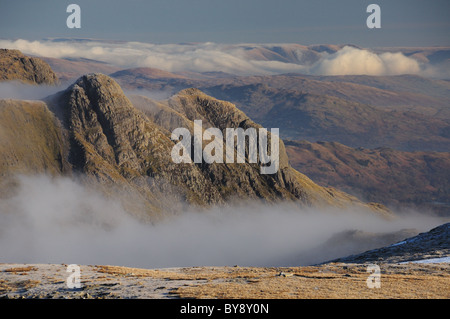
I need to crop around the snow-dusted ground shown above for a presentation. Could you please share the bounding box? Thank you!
[402,256,450,264]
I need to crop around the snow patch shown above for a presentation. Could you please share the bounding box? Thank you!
[390,241,407,247]
[401,256,450,264]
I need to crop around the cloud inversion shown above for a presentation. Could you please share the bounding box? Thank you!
[0,175,444,268]
[0,39,445,77]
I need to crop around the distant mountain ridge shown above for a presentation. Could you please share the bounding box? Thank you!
[203,85,450,151]
[285,140,450,215]
[106,67,450,151]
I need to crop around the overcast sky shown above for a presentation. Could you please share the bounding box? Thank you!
[0,0,449,47]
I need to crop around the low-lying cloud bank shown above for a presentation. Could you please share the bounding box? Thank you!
[1,39,447,78]
[0,81,69,100]
[0,175,445,268]
[310,46,422,76]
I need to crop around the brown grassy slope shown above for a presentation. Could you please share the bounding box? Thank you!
[284,140,450,213]
[0,99,68,177]
[0,99,69,199]
[205,77,450,119]
[308,74,450,103]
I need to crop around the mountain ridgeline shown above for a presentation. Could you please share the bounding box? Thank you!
[0,71,387,220]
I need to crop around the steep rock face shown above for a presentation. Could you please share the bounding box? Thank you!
[167,88,295,201]
[0,49,58,85]
[0,100,68,176]
[47,74,222,217]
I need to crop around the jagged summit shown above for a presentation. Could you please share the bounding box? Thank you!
[0,49,58,85]
[55,73,158,173]
[45,73,224,217]
[70,72,121,92]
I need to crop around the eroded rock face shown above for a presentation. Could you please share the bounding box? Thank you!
[0,49,58,85]
[47,74,223,218]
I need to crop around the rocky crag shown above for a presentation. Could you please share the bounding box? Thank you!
[0,49,58,85]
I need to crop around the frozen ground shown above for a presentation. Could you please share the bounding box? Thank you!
[1,262,448,299]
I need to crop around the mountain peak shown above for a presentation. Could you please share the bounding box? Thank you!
[53,73,157,174]
[70,73,122,96]
[177,87,207,97]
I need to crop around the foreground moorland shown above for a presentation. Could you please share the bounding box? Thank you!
[0,262,448,299]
